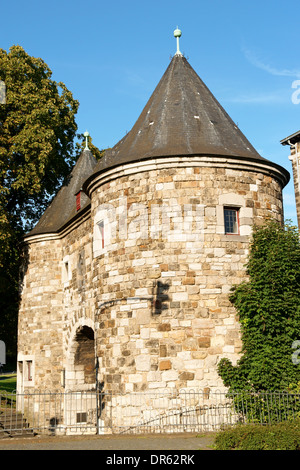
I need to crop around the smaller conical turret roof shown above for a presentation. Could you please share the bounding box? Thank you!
[28,148,97,237]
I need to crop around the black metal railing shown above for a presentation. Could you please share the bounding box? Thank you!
[1,389,300,436]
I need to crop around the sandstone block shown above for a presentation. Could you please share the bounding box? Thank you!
[172,292,188,301]
[158,323,171,332]
[128,374,143,383]
[135,355,151,371]
[179,372,194,381]
[159,360,172,370]
[198,337,211,348]
[162,370,178,381]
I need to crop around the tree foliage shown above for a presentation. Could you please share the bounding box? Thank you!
[0,45,80,363]
[218,220,300,392]
[75,132,106,161]
[0,45,79,250]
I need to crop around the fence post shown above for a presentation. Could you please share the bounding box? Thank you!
[110,391,113,433]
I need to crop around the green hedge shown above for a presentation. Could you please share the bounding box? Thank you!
[214,420,300,450]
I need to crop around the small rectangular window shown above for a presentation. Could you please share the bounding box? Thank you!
[17,357,34,388]
[97,220,104,249]
[76,192,81,211]
[27,360,33,381]
[64,261,69,279]
[62,256,71,284]
[76,412,87,423]
[224,207,239,234]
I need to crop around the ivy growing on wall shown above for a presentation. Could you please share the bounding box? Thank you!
[218,219,300,392]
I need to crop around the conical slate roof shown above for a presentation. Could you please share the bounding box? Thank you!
[28,149,97,236]
[85,53,275,189]
[28,51,290,238]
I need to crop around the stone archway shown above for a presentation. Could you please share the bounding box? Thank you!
[74,325,95,385]
[65,324,96,390]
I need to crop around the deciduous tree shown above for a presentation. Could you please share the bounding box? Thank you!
[0,45,79,363]
[0,45,79,250]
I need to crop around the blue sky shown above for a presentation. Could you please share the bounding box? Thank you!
[1,0,299,224]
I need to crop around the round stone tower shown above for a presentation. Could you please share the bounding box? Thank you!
[83,51,289,393]
[17,33,289,400]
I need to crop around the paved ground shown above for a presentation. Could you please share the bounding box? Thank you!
[0,432,216,451]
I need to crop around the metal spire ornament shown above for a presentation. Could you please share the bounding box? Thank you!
[174,27,182,56]
[84,130,90,150]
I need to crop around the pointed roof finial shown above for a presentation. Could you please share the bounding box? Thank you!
[174,27,182,56]
[84,130,90,150]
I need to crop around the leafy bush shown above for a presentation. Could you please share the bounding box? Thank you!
[224,389,300,425]
[218,221,300,394]
[215,420,300,450]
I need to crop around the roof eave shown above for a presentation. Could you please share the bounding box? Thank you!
[23,202,91,242]
[83,152,290,197]
[280,130,300,146]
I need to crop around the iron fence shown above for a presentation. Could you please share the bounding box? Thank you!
[1,388,300,437]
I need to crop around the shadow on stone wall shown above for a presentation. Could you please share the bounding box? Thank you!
[152,280,170,316]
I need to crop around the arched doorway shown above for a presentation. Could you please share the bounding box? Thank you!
[74,326,95,385]
[65,324,95,390]
[64,324,97,432]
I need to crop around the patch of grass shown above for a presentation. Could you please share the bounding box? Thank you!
[0,374,17,393]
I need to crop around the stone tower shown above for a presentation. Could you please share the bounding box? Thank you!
[281,130,300,228]
[17,38,289,396]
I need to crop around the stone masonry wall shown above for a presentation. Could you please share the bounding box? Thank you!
[91,161,284,393]
[61,214,96,390]
[17,159,285,396]
[18,214,96,392]
[18,238,63,390]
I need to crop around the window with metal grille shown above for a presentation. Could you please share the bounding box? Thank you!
[76,412,87,423]
[224,207,239,234]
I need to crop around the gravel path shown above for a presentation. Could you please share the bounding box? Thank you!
[0,432,216,451]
